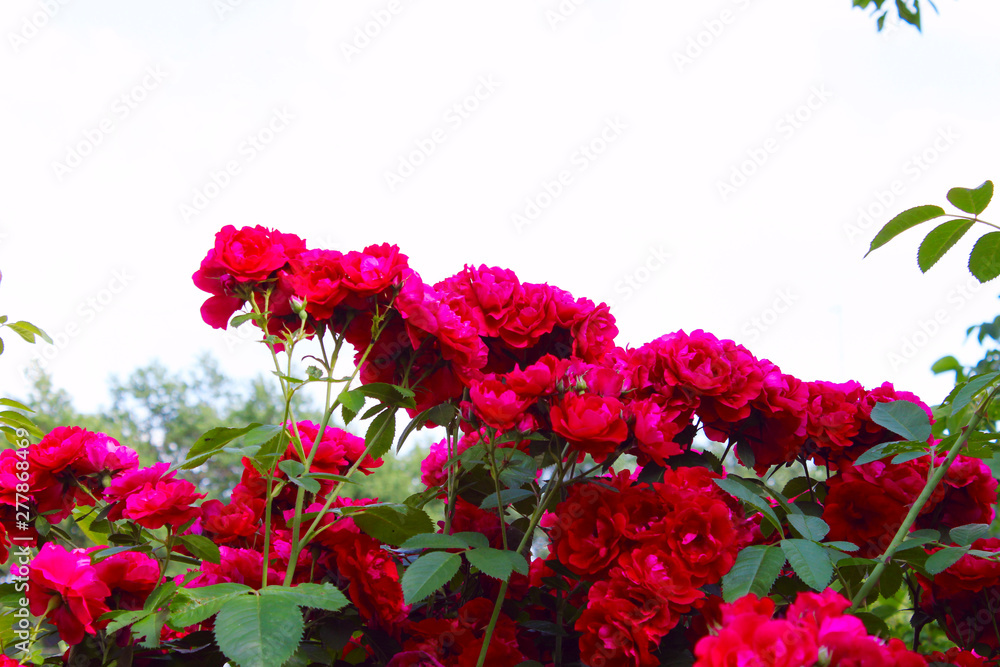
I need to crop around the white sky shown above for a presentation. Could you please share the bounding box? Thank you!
[2,0,1000,416]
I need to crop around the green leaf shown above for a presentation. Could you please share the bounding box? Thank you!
[260,583,350,613]
[931,355,963,377]
[950,371,1000,416]
[0,411,43,439]
[246,424,287,470]
[891,451,928,464]
[400,533,471,550]
[870,401,931,442]
[969,232,1000,283]
[925,546,969,575]
[342,403,358,426]
[178,534,222,565]
[853,610,890,638]
[351,504,434,547]
[230,313,255,328]
[214,594,304,667]
[713,477,782,533]
[879,562,905,599]
[454,532,490,549]
[853,440,917,466]
[91,545,150,563]
[398,404,458,453]
[364,409,396,462]
[168,583,252,628]
[6,321,53,345]
[918,219,976,272]
[506,550,529,575]
[894,0,919,28]
[465,548,515,581]
[287,474,320,494]
[787,514,830,542]
[0,398,31,412]
[402,551,462,605]
[721,545,786,602]
[479,488,534,509]
[947,181,993,215]
[949,523,991,547]
[181,424,263,470]
[131,607,170,648]
[278,459,305,478]
[781,539,833,591]
[357,383,416,409]
[72,507,111,545]
[104,609,151,636]
[338,389,365,414]
[865,205,946,257]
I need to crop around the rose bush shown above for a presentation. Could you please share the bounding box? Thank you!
[1,216,1000,666]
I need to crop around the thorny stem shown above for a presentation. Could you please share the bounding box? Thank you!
[848,385,1000,611]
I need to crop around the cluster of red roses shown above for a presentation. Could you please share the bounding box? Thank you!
[920,537,1000,652]
[544,467,753,666]
[694,588,943,666]
[3,224,1000,666]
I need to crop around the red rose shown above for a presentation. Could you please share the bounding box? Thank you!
[805,380,864,452]
[627,396,689,466]
[470,377,535,430]
[575,588,663,667]
[722,361,808,472]
[28,426,89,474]
[204,225,306,283]
[334,533,408,630]
[822,475,908,558]
[122,478,204,530]
[549,391,628,462]
[192,225,306,328]
[28,543,111,645]
[92,549,160,610]
[198,498,263,543]
[435,265,521,338]
[340,243,409,299]
[288,249,349,320]
[497,282,558,349]
[186,546,284,589]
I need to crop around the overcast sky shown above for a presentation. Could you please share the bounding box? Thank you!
[2,0,1000,417]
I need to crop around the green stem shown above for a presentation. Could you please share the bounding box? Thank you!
[848,389,996,611]
[475,444,571,667]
